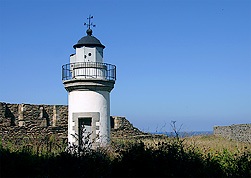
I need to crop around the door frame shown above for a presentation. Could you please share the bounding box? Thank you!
[72,112,100,147]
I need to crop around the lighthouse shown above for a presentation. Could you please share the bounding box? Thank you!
[62,16,116,147]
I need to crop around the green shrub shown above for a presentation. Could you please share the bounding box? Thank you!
[0,136,250,177]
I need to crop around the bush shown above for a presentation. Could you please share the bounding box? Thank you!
[0,136,250,177]
[111,140,224,177]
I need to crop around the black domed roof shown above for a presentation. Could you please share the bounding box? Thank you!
[73,29,105,49]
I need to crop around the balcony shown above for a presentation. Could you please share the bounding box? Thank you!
[62,62,116,81]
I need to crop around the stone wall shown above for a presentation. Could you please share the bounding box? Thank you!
[0,102,68,141]
[0,102,146,142]
[213,124,251,143]
[110,116,146,138]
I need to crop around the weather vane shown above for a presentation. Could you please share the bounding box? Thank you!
[84,15,96,29]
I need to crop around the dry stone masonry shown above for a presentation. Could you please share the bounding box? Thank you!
[0,102,68,141]
[110,116,146,138]
[213,124,251,143]
[0,102,147,142]
[3,102,249,143]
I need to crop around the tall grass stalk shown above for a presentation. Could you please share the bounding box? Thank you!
[1,134,250,177]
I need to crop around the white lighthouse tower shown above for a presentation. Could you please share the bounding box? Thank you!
[62,16,116,147]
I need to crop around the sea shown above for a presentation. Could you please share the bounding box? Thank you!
[152,131,213,137]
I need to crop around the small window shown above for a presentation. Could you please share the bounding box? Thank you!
[88,53,92,56]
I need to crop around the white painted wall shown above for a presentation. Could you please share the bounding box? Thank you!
[84,48,95,62]
[96,47,103,63]
[70,46,105,79]
[70,54,76,64]
[75,48,84,63]
[68,90,110,146]
[72,46,103,63]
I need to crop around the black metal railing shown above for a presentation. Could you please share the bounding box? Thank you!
[62,62,116,81]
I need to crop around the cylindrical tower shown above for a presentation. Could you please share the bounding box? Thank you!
[62,25,116,147]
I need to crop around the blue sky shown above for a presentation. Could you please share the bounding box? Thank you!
[0,0,250,132]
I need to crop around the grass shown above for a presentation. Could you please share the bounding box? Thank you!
[183,135,251,154]
[1,134,250,177]
[0,133,67,156]
[112,134,251,155]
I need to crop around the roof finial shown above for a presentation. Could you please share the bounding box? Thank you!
[84,15,95,36]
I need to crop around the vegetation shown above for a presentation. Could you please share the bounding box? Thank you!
[1,133,250,177]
